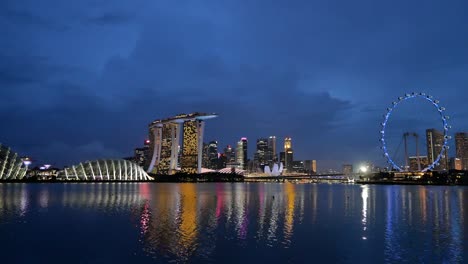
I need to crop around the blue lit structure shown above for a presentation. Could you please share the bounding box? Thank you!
[380,92,450,172]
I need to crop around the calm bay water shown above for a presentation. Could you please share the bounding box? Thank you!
[0,182,467,263]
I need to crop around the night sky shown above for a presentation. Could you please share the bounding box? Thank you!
[1,0,468,170]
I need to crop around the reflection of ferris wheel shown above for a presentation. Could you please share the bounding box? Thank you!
[380,92,450,172]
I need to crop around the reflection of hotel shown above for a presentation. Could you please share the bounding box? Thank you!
[138,183,305,260]
[146,113,218,174]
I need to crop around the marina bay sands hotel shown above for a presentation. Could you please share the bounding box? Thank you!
[146,112,218,174]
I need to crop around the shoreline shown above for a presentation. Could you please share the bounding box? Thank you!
[1,179,467,185]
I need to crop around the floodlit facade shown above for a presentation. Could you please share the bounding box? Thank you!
[0,144,27,180]
[58,159,152,181]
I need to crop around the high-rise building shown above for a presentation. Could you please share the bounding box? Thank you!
[291,160,317,174]
[217,153,227,169]
[284,137,293,172]
[134,140,151,167]
[310,160,317,174]
[449,157,462,170]
[207,141,218,169]
[426,129,448,171]
[255,138,268,166]
[147,113,218,174]
[202,143,210,168]
[279,152,285,166]
[224,145,236,163]
[408,156,429,171]
[284,137,292,150]
[291,161,305,173]
[267,136,277,163]
[455,132,468,170]
[134,147,147,167]
[236,138,248,170]
[342,164,353,175]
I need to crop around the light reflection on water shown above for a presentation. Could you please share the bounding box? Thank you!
[0,183,467,263]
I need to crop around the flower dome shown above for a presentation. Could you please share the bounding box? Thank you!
[59,159,153,181]
[0,144,27,180]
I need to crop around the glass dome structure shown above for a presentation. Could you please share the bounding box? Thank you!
[59,159,153,181]
[0,144,27,180]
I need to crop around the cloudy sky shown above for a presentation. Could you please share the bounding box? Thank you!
[1,0,468,170]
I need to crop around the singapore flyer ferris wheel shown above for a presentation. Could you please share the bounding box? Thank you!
[380,92,451,172]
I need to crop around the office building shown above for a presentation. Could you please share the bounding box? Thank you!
[426,129,448,171]
[207,141,219,169]
[236,138,248,170]
[279,152,285,166]
[408,156,429,171]
[284,137,293,172]
[224,145,236,163]
[455,132,468,170]
[303,160,317,174]
[267,136,277,163]
[255,138,268,166]
[450,157,462,170]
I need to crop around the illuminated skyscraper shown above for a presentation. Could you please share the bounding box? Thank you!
[284,137,292,150]
[202,143,210,168]
[236,138,248,170]
[455,132,468,170]
[236,141,243,169]
[224,145,236,163]
[267,136,277,163]
[284,137,293,172]
[207,141,218,169]
[426,129,448,171]
[255,138,268,166]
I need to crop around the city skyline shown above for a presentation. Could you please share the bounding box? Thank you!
[2,1,468,170]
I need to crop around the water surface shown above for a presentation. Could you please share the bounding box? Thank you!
[0,183,467,263]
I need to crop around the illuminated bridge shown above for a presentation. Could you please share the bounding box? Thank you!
[58,159,153,181]
[146,112,218,175]
[0,144,28,180]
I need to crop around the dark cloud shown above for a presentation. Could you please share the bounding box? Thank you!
[87,13,136,26]
[1,0,468,170]
[0,7,70,31]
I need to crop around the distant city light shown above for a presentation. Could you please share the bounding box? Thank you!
[360,165,368,173]
[22,157,32,167]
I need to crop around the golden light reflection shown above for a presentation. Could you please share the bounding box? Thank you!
[178,184,198,254]
[284,183,295,243]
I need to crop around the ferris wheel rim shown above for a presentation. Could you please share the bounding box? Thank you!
[380,92,450,172]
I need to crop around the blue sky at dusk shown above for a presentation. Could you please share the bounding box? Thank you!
[1,0,468,170]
